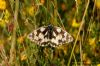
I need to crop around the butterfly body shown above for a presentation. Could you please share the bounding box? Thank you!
[27,25,73,47]
[45,25,54,39]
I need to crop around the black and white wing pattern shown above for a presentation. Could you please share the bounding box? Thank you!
[50,26,73,47]
[27,26,49,46]
[27,25,73,47]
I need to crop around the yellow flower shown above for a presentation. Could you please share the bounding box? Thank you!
[17,34,26,44]
[0,0,6,10]
[17,36,24,44]
[97,64,100,66]
[0,19,6,28]
[4,10,11,21]
[27,6,36,16]
[95,0,100,9]
[72,18,80,28]
[89,38,96,47]
[21,54,27,61]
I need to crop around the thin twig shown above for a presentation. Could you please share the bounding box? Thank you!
[67,0,90,66]
[9,0,19,65]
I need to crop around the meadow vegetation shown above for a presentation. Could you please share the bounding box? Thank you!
[0,0,100,66]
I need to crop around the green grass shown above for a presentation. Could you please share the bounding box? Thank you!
[0,0,100,66]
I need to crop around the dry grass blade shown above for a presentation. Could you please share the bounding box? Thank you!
[67,0,90,66]
[9,0,19,65]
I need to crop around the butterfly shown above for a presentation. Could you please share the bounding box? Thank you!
[27,25,73,47]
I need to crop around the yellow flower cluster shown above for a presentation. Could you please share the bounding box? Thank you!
[21,54,27,61]
[72,18,80,28]
[95,0,100,9]
[0,0,6,10]
[97,64,100,66]
[27,6,35,16]
[0,19,6,28]
[89,38,96,47]
[17,36,24,44]
[0,10,10,28]
[17,33,26,44]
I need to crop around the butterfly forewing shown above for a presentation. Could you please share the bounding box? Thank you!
[27,25,73,47]
[27,26,49,46]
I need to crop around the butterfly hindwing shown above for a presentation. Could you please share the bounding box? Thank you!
[49,27,73,47]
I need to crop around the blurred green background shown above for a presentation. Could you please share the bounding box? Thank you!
[0,0,100,66]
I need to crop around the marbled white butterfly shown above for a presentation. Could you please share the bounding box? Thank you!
[27,25,73,47]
